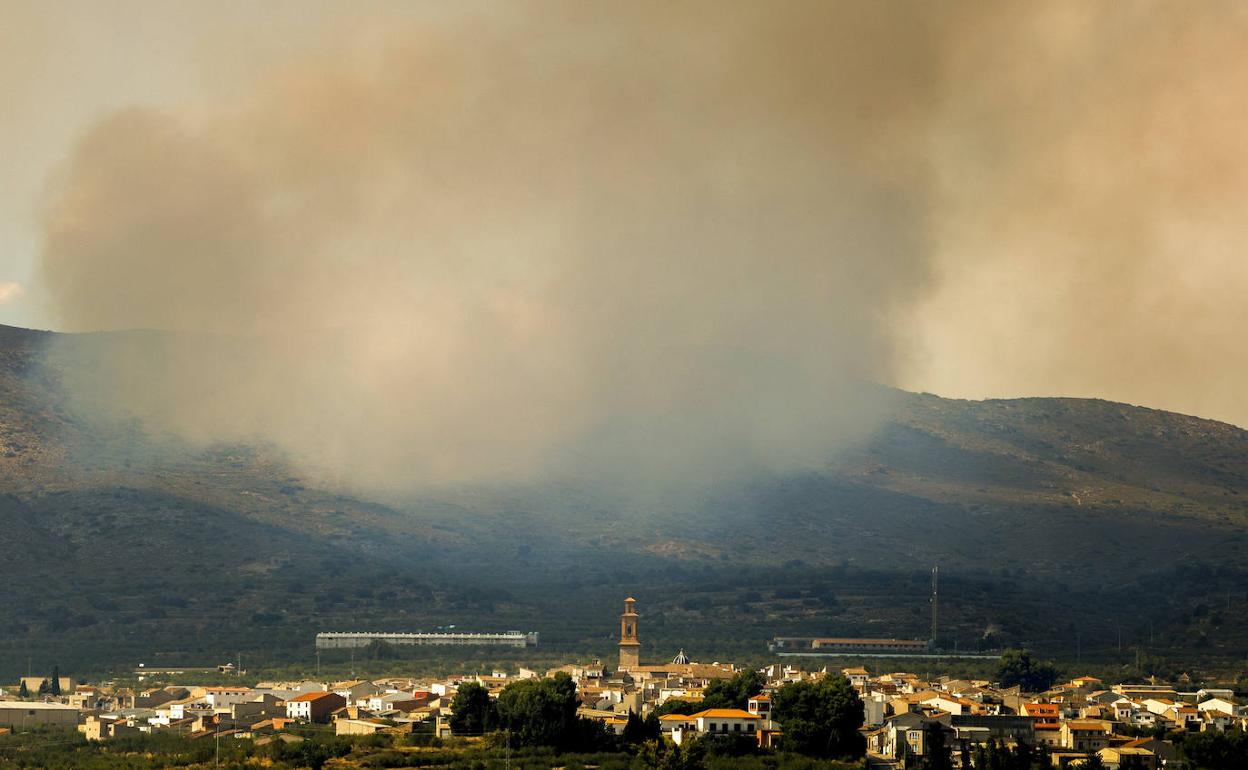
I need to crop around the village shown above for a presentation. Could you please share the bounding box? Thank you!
[0,599,1244,768]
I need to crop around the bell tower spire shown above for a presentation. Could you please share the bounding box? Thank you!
[619,596,640,670]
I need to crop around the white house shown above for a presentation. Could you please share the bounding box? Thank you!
[690,708,762,737]
[922,694,972,715]
[1198,697,1242,717]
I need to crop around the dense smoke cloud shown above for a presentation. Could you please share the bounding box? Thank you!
[906,2,1248,426]
[37,2,937,491]
[33,1,1248,494]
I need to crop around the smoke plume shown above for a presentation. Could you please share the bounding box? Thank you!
[36,2,937,491]
[906,2,1248,426]
[32,1,1248,494]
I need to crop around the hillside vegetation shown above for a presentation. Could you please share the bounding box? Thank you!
[0,324,1245,674]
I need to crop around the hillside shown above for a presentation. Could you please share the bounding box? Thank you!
[0,324,1246,673]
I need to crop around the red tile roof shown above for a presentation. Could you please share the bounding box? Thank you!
[288,691,336,702]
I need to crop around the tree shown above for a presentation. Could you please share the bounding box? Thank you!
[771,675,865,759]
[701,669,764,710]
[37,678,49,695]
[494,672,580,749]
[1012,741,1038,770]
[652,698,699,717]
[701,732,760,758]
[363,639,396,660]
[1083,752,1106,770]
[18,680,28,698]
[1180,728,1248,769]
[623,710,661,744]
[50,666,61,696]
[448,681,496,736]
[919,721,953,770]
[634,738,706,770]
[994,649,1058,693]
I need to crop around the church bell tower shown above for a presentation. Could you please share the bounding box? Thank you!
[619,596,640,670]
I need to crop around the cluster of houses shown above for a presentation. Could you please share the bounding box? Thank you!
[854,670,1247,768]
[0,601,1242,768]
[0,662,1245,768]
[2,662,1244,768]
[0,674,447,742]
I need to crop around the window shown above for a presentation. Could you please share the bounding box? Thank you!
[734,723,741,731]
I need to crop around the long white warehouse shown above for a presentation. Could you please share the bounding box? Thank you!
[316,630,538,649]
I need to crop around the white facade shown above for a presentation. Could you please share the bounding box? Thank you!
[316,631,538,649]
[286,699,314,720]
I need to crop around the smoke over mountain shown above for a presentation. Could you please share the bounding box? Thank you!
[29,1,1248,492]
[36,3,937,491]
[910,1,1248,430]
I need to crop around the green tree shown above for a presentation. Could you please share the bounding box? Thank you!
[448,681,496,736]
[49,666,61,696]
[1083,752,1106,770]
[652,698,699,717]
[985,739,1011,770]
[494,672,580,748]
[701,669,763,710]
[701,732,760,758]
[919,721,953,770]
[994,649,1058,693]
[771,675,865,759]
[17,680,28,698]
[634,738,706,770]
[37,678,49,695]
[1180,728,1248,769]
[1012,741,1039,770]
[624,710,661,744]
[363,639,396,660]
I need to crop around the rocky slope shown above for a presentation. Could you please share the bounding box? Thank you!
[0,324,1245,670]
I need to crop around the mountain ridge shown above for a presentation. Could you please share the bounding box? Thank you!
[0,323,1245,671]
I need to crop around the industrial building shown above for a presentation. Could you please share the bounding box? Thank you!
[769,637,931,655]
[315,630,538,649]
[0,701,80,729]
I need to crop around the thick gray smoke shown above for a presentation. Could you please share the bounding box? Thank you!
[908,1,1248,427]
[36,3,935,492]
[35,1,1248,495]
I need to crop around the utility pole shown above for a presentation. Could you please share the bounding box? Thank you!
[930,565,939,649]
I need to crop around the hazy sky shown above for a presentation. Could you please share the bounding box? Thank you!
[2,0,1247,455]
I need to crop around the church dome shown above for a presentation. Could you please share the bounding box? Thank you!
[672,648,690,665]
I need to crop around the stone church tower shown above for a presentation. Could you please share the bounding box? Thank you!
[619,596,641,670]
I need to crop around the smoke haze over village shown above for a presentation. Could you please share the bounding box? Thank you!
[2,1,1248,492]
[8,11,1248,760]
